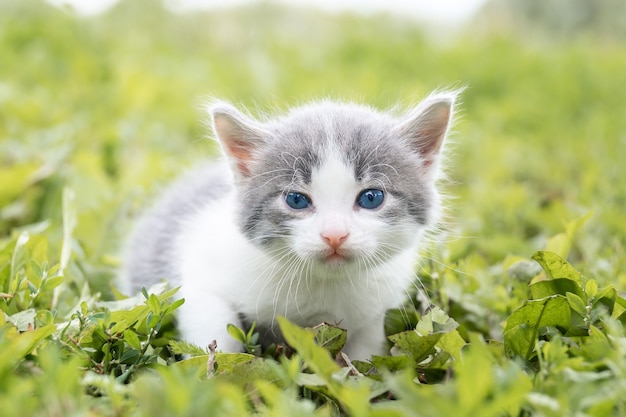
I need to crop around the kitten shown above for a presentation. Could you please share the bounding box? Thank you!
[120,91,458,360]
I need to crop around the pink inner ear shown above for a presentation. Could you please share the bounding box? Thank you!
[399,98,453,171]
[420,111,449,169]
[421,106,450,155]
[213,113,261,179]
[226,140,254,177]
[416,103,450,160]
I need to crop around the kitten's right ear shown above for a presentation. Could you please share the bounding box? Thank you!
[393,90,460,175]
[210,102,270,179]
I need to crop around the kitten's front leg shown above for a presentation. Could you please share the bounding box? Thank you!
[342,319,388,361]
[177,293,243,353]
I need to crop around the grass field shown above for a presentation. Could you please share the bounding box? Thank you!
[2,0,626,415]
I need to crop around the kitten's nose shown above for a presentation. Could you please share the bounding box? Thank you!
[321,231,349,250]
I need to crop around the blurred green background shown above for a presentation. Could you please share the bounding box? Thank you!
[2,0,626,294]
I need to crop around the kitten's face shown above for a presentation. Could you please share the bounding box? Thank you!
[282,150,429,272]
[210,96,455,275]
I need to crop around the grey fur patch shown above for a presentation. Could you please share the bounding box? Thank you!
[122,164,231,291]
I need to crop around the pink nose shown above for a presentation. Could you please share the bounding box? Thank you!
[321,232,349,250]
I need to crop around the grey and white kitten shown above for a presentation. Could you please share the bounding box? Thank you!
[121,91,458,360]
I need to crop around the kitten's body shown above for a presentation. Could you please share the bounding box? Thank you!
[121,94,457,359]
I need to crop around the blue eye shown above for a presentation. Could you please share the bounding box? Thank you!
[357,189,384,209]
[285,192,311,210]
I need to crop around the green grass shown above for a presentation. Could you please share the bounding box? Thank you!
[2,0,626,415]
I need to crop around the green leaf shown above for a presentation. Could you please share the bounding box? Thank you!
[437,330,467,363]
[154,285,181,302]
[124,329,142,351]
[504,295,571,358]
[585,280,598,299]
[29,259,43,280]
[385,306,419,336]
[505,296,571,332]
[119,349,140,364]
[245,321,257,339]
[312,322,347,358]
[0,324,56,378]
[277,316,340,378]
[531,251,582,284]
[226,323,247,344]
[40,275,64,292]
[592,286,616,317]
[370,355,414,372]
[146,312,161,330]
[423,306,459,334]
[529,278,585,300]
[109,305,148,334]
[388,331,441,363]
[147,293,161,314]
[387,306,463,365]
[162,297,185,315]
[566,292,588,318]
[503,324,536,360]
[175,352,274,386]
[106,284,180,334]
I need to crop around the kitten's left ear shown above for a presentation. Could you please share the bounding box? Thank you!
[394,91,458,172]
[209,101,270,180]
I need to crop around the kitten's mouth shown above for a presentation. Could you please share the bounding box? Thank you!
[323,251,350,265]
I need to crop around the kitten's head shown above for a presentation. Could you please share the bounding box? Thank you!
[209,93,458,276]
